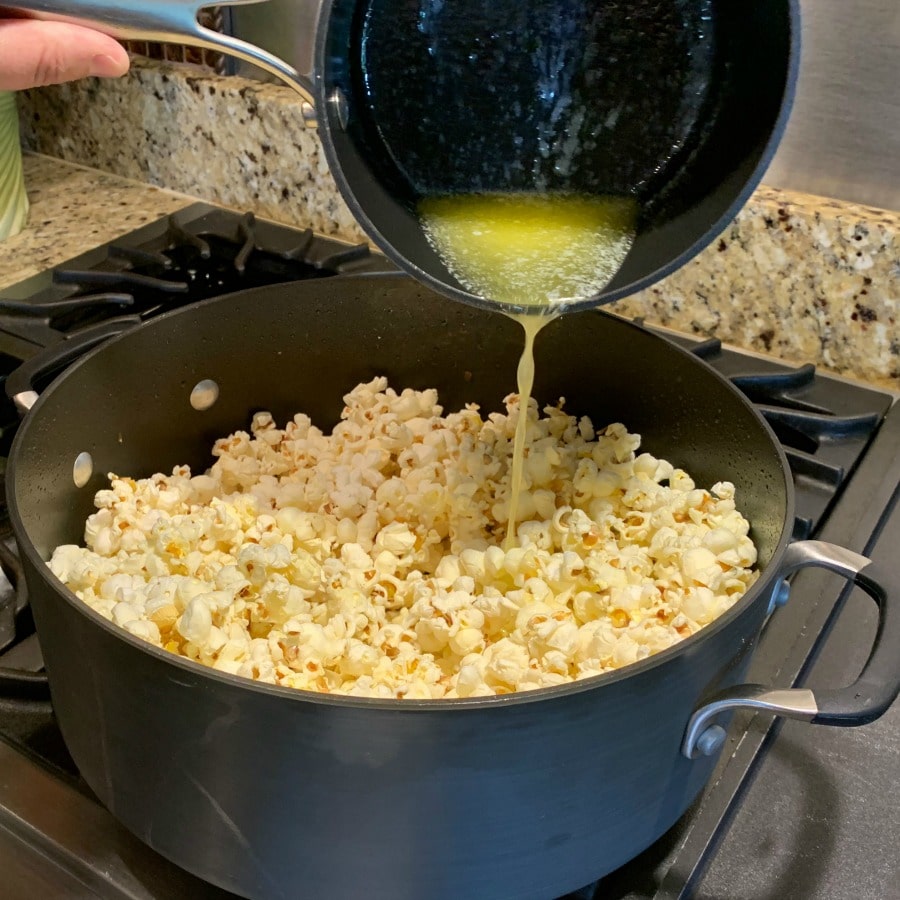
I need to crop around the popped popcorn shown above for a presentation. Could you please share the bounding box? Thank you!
[49,378,758,699]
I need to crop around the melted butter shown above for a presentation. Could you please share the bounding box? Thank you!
[418,192,637,308]
[504,312,551,549]
[417,191,636,545]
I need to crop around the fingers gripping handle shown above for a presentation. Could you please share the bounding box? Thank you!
[683,541,900,759]
[2,0,317,115]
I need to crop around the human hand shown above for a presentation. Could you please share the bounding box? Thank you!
[0,19,130,91]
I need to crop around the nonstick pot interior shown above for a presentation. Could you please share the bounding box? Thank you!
[11,275,790,573]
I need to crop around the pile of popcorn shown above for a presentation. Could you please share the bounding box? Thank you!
[50,377,758,699]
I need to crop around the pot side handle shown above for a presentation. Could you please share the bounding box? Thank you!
[0,541,50,698]
[682,540,900,760]
[6,318,140,413]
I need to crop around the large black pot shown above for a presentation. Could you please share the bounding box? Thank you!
[7,276,899,899]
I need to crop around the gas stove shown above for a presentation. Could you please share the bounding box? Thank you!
[0,205,897,899]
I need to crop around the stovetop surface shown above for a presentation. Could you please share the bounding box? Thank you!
[0,204,898,899]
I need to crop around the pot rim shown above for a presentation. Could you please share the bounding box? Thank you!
[7,278,797,712]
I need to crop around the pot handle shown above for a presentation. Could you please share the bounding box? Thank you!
[0,541,50,698]
[5,317,141,413]
[3,0,317,121]
[682,540,900,759]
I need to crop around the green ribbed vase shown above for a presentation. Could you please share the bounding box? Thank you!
[0,91,29,240]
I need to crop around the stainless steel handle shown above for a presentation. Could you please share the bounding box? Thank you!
[7,318,141,413]
[3,0,318,124]
[683,539,900,759]
[0,540,49,697]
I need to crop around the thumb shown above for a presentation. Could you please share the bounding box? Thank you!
[0,20,130,92]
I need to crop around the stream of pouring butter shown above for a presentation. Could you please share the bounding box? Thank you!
[418,193,637,546]
[504,311,549,549]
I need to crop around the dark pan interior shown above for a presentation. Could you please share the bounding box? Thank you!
[11,275,790,570]
[320,0,796,309]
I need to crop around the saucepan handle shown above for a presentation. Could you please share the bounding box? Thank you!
[1,0,318,119]
[682,539,900,759]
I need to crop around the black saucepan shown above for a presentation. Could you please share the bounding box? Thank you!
[318,0,800,314]
[8,0,799,314]
[7,275,899,899]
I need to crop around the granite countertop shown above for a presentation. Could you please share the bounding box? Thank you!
[8,60,900,391]
[0,155,193,288]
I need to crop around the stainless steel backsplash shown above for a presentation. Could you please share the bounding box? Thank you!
[763,0,900,211]
[228,0,900,211]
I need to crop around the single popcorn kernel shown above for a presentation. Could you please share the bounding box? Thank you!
[48,377,758,699]
[148,603,179,632]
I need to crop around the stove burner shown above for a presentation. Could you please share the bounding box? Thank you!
[0,204,393,354]
[46,214,367,332]
[655,329,892,539]
[730,363,825,411]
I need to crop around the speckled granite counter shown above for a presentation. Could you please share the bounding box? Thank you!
[12,60,900,390]
[0,155,192,287]
[612,189,900,389]
[18,62,365,243]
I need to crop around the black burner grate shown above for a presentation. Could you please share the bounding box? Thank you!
[0,204,394,354]
[45,216,371,332]
[651,328,892,539]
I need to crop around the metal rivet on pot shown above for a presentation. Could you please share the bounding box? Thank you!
[328,88,349,130]
[73,452,93,488]
[13,390,39,414]
[301,101,318,129]
[767,578,791,617]
[190,379,219,411]
[695,725,727,757]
